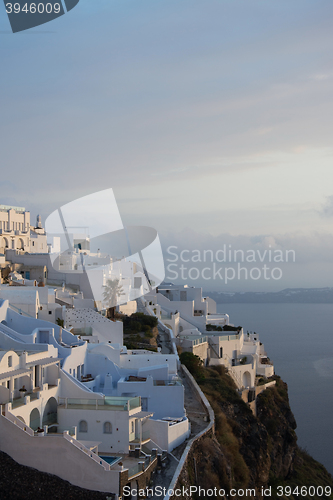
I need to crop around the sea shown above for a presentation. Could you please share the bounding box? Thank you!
[216,303,333,476]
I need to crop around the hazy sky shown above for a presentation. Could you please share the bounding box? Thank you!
[1,0,333,291]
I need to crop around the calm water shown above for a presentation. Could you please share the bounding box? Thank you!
[216,303,333,475]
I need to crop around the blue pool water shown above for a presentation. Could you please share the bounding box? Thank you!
[101,456,121,465]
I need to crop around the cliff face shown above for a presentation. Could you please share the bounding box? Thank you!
[175,364,332,500]
[256,378,297,480]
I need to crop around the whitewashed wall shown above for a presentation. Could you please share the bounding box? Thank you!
[0,414,120,493]
[145,418,190,452]
[58,406,131,453]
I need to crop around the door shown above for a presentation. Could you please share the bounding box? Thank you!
[34,365,39,388]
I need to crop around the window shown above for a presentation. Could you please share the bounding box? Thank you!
[8,356,12,367]
[14,379,18,390]
[79,420,88,433]
[103,422,112,434]
[48,311,52,315]
[131,421,134,433]
[141,398,148,411]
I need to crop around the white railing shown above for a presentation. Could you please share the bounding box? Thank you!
[62,432,112,470]
[223,354,243,389]
[144,438,165,455]
[1,411,34,436]
[0,322,23,342]
[8,302,36,318]
[2,409,113,472]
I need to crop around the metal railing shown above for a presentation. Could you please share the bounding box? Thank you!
[153,379,182,386]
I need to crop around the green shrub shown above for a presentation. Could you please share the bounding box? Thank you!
[180,352,205,380]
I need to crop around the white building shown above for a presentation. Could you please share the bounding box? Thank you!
[147,284,230,335]
[65,307,124,344]
[0,205,47,254]
[0,286,41,318]
[0,297,189,494]
[144,284,274,393]
[0,283,64,322]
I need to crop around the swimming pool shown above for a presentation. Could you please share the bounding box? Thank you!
[100,456,122,466]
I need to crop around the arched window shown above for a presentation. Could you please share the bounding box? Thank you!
[103,421,112,434]
[79,420,88,433]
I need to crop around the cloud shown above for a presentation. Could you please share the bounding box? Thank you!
[321,196,333,217]
[159,228,333,291]
[1,0,333,250]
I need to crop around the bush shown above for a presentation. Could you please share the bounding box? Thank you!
[223,325,242,332]
[123,313,157,334]
[131,312,157,327]
[180,352,204,380]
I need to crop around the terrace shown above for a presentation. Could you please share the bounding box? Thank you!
[58,396,141,412]
[123,375,182,387]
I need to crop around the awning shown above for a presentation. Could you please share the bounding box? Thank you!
[133,411,154,419]
[0,368,31,382]
[26,357,60,368]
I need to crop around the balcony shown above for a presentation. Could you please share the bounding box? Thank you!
[58,396,141,411]
[153,379,182,386]
[129,430,150,445]
[8,382,59,410]
[259,356,273,365]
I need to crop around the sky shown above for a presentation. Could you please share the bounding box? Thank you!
[1,0,333,291]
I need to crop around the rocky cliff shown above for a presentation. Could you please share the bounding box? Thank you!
[175,363,333,500]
